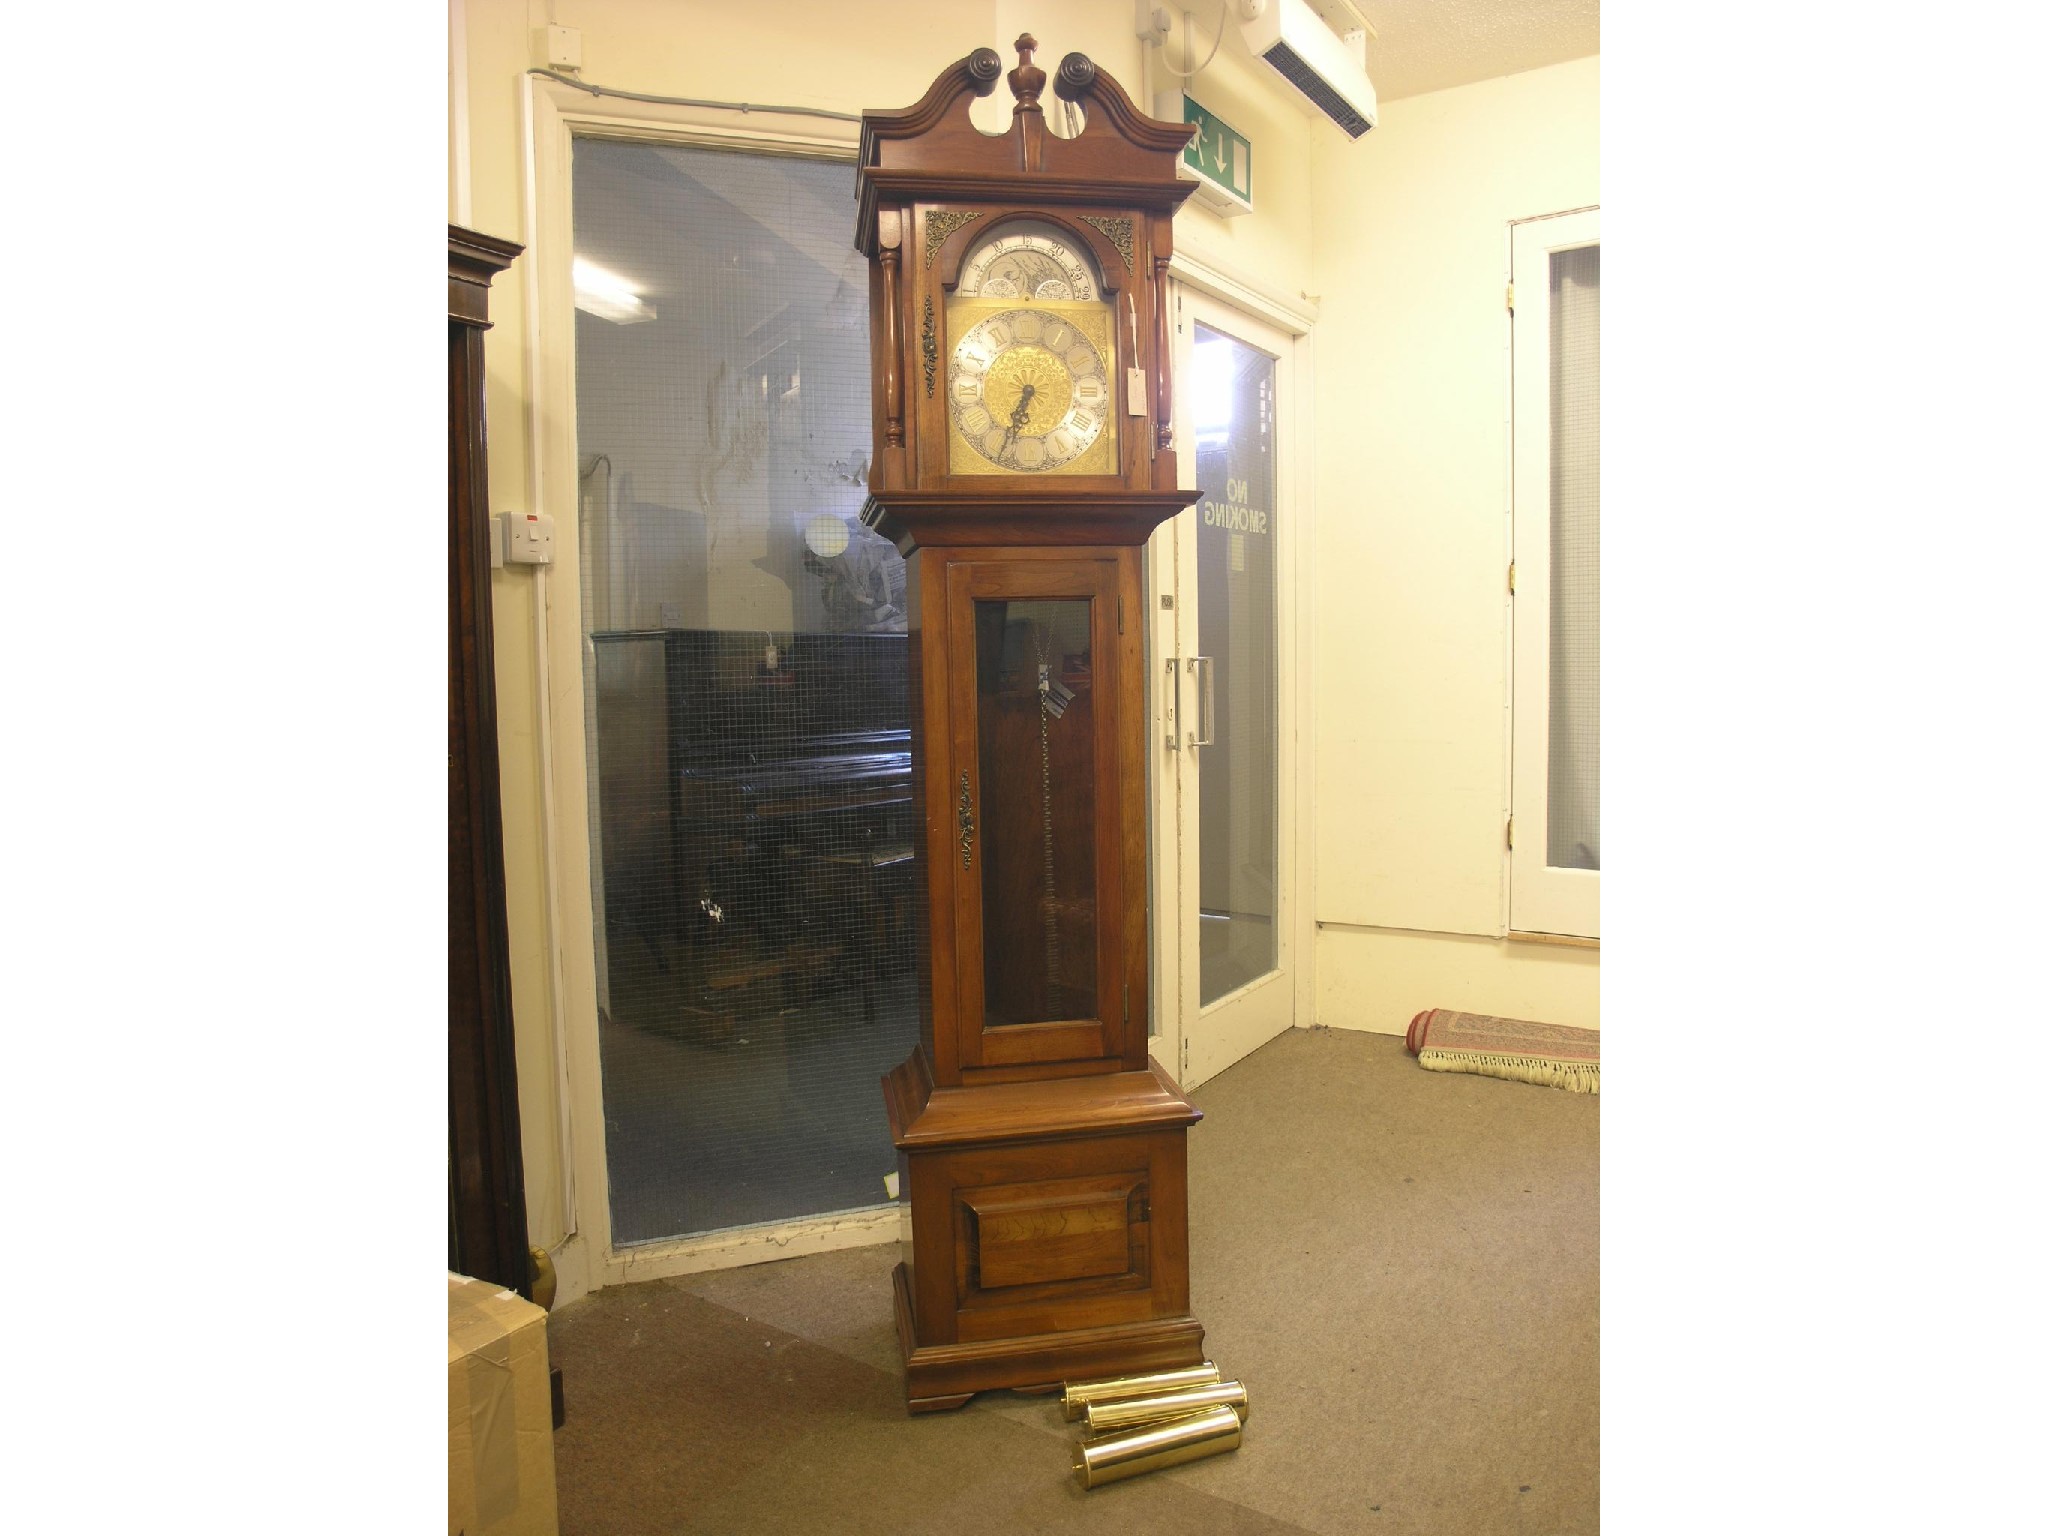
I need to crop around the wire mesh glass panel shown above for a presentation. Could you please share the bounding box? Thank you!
[1547,244,1599,872]
[973,598,1097,1026]
[1192,325,1279,1005]
[572,138,914,1244]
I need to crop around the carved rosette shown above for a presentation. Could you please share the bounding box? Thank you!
[1079,214,1135,274]
[921,293,937,398]
[924,209,984,267]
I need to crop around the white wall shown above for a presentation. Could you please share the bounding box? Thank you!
[1308,56,1600,1035]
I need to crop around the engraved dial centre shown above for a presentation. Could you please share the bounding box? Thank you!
[986,346,1074,428]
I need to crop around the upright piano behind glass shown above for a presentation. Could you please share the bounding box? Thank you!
[591,628,913,1042]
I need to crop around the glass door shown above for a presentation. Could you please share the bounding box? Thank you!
[569,137,917,1245]
[945,557,1124,1073]
[1152,293,1301,1088]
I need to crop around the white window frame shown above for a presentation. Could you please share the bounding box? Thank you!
[1508,207,1600,940]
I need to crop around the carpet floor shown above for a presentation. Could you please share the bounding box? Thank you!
[546,1026,1600,1534]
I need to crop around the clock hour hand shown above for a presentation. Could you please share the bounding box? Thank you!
[999,383,1036,461]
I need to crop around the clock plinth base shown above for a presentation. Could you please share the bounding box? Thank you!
[892,1261,1205,1413]
[885,1054,1205,1414]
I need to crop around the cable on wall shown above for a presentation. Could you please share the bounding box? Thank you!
[1156,3,1230,80]
[528,68,863,122]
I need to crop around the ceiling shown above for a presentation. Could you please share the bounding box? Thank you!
[1314,0,1598,102]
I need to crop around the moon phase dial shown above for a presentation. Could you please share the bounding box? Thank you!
[948,307,1114,474]
[955,224,1100,303]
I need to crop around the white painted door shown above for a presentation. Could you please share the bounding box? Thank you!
[1149,291,1304,1089]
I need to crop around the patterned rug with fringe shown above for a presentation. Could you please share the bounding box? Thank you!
[1405,1010,1600,1094]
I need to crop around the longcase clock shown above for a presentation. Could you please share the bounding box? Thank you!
[856,36,1205,1413]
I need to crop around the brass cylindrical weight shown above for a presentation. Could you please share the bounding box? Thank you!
[1082,1380,1249,1435]
[1074,1404,1245,1489]
[1060,1362,1223,1422]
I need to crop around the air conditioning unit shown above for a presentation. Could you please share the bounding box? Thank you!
[1237,0,1377,139]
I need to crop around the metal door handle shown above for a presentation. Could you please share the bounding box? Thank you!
[1188,656,1215,747]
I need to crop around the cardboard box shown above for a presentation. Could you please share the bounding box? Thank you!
[448,1274,559,1536]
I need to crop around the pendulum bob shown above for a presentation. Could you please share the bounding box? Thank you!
[1061,1361,1222,1422]
[1074,1403,1246,1489]
[1081,1379,1249,1435]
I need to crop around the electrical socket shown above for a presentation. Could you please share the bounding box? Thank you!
[498,510,555,566]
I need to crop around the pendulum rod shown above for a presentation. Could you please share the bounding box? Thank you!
[1033,621,1060,1008]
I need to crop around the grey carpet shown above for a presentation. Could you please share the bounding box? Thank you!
[546,1026,1599,1534]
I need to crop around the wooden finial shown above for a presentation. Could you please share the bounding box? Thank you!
[1009,33,1046,112]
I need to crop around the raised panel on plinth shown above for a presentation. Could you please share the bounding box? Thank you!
[960,1172,1146,1294]
[918,1130,1188,1348]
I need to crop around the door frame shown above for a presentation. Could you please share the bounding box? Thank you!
[523,76,906,1301]
[1148,264,1318,1091]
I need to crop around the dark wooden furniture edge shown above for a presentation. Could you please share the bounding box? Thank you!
[449,222,532,1305]
[449,225,523,326]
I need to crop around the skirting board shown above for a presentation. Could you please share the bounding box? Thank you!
[603,1205,900,1289]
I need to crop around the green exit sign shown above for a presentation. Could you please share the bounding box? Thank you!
[1167,92,1253,216]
